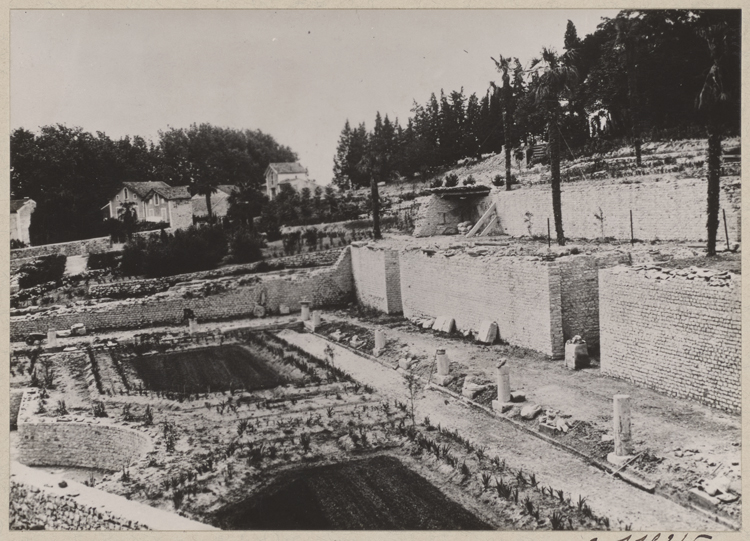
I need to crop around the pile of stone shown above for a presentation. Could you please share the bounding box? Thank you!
[537,408,572,435]
[456,221,473,235]
[625,265,736,287]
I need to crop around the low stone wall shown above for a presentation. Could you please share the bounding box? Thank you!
[11,248,353,341]
[599,266,740,413]
[399,248,562,356]
[10,482,146,530]
[494,177,741,243]
[11,236,113,261]
[350,244,403,314]
[87,248,344,299]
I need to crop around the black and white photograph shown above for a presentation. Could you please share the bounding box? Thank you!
[7,7,742,534]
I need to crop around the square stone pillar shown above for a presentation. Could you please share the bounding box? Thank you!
[47,329,57,348]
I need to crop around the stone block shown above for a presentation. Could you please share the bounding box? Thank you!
[398,358,414,370]
[476,321,498,344]
[688,488,720,511]
[565,342,589,370]
[433,374,454,386]
[520,404,542,420]
[606,452,634,467]
[433,316,455,334]
[461,381,487,399]
[278,304,290,315]
[492,400,514,413]
[510,391,526,403]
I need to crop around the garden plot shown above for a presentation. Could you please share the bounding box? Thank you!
[213,455,492,530]
[125,344,294,394]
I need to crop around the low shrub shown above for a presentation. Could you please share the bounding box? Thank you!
[18,254,67,289]
[462,175,476,186]
[229,228,264,264]
[443,173,459,187]
[492,174,505,187]
[87,251,121,271]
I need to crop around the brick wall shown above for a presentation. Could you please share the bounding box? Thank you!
[494,177,741,242]
[599,267,740,413]
[399,249,562,356]
[413,195,492,237]
[11,248,353,341]
[556,252,626,350]
[350,245,403,314]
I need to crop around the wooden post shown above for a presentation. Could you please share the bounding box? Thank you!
[630,210,634,244]
[496,362,511,403]
[613,394,632,456]
[723,209,730,251]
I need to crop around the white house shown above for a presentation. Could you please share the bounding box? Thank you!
[265,162,322,199]
[10,198,36,245]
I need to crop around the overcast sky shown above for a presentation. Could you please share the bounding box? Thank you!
[11,9,619,185]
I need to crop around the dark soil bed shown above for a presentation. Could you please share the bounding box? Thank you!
[213,455,492,530]
[127,344,286,393]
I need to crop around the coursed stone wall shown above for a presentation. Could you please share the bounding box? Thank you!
[599,266,740,413]
[399,249,562,356]
[494,177,741,242]
[11,248,353,341]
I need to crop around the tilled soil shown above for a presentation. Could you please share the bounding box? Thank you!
[213,455,492,530]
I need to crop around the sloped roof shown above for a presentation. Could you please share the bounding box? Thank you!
[267,162,307,175]
[147,185,192,201]
[192,195,231,217]
[10,198,34,213]
[122,181,173,198]
[216,184,239,195]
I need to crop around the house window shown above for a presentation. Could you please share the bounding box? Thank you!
[148,208,155,218]
[154,194,160,206]
[124,188,129,200]
[161,207,168,222]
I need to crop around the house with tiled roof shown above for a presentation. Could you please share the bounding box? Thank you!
[103,181,193,230]
[265,162,321,199]
[191,184,238,219]
[10,198,36,245]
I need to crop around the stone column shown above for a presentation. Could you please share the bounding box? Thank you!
[436,349,449,376]
[496,361,511,403]
[47,329,57,348]
[613,394,632,456]
[374,329,386,350]
[188,319,197,335]
[300,301,311,321]
[311,311,321,328]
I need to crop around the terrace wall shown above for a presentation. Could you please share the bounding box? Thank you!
[10,248,354,341]
[399,249,563,356]
[350,245,403,314]
[493,177,741,242]
[599,267,741,413]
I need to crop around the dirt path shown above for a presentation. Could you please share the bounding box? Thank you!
[279,329,721,531]
[322,313,741,496]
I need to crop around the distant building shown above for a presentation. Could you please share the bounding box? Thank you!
[10,198,36,245]
[103,181,193,230]
[192,185,239,219]
[265,162,322,199]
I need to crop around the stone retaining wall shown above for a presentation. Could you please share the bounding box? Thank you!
[494,177,741,243]
[10,248,353,341]
[350,244,403,314]
[10,482,146,530]
[599,266,740,413]
[399,249,562,356]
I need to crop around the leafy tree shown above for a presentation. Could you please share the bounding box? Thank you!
[529,47,578,246]
[332,121,369,190]
[615,14,644,166]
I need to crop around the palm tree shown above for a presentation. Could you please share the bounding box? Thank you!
[615,15,644,167]
[529,48,578,246]
[491,55,518,190]
[697,22,733,256]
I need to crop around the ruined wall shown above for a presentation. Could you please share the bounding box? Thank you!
[599,266,740,413]
[413,195,492,237]
[350,245,403,314]
[399,249,562,356]
[555,252,626,349]
[10,482,147,530]
[11,248,353,341]
[494,178,741,242]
